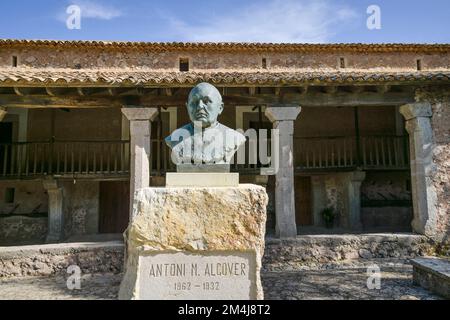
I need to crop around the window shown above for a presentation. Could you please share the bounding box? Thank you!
[12,56,17,67]
[5,188,15,203]
[416,59,422,71]
[339,57,346,68]
[262,58,267,69]
[179,58,189,72]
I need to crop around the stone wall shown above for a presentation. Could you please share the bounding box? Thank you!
[263,234,435,271]
[0,179,101,244]
[0,181,48,215]
[0,216,47,244]
[0,235,437,278]
[1,46,450,71]
[414,89,450,243]
[429,95,450,243]
[361,171,413,232]
[0,181,48,245]
[0,241,124,277]
[62,180,99,237]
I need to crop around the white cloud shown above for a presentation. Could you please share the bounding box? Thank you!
[58,0,122,21]
[162,0,358,43]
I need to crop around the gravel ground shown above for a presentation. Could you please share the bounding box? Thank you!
[0,259,441,300]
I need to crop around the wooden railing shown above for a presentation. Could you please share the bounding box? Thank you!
[150,138,176,175]
[0,135,410,179]
[0,140,130,178]
[294,135,409,170]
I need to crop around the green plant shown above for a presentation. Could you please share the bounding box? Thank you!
[321,207,335,228]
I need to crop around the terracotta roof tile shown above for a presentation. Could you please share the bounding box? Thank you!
[1,39,450,53]
[1,68,449,86]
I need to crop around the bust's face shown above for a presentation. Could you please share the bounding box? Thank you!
[186,83,224,128]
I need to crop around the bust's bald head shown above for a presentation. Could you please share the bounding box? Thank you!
[186,83,224,128]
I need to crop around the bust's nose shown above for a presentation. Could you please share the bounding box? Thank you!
[198,100,207,109]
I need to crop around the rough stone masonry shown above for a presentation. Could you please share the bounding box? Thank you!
[119,184,268,300]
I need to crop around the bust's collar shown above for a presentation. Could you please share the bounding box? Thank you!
[205,121,219,130]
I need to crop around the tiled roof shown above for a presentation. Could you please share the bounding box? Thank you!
[0,68,449,86]
[1,39,450,53]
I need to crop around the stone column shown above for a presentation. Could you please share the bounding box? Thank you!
[399,102,437,236]
[43,179,64,243]
[337,171,366,230]
[121,107,158,220]
[0,106,6,121]
[265,105,301,238]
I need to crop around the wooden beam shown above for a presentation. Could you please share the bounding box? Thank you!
[377,85,391,94]
[164,88,173,96]
[0,95,124,108]
[13,87,43,96]
[0,89,415,108]
[0,106,7,121]
[323,86,337,94]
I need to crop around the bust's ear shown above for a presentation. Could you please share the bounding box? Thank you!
[219,102,224,114]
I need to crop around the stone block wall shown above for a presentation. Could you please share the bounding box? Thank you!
[0,216,47,245]
[430,98,450,243]
[0,179,101,245]
[415,89,450,243]
[62,180,99,237]
[1,44,450,71]
[0,181,48,245]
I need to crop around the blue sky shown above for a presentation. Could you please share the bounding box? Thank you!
[0,0,449,43]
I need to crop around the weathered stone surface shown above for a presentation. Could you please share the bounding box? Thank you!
[0,216,47,244]
[119,184,268,300]
[412,257,450,298]
[121,107,159,219]
[263,234,435,271]
[400,102,438,237]
[0,241,124,278]
[415,90,450,245]
[265,106,301,238]
[165,172,239,187]
[0,259,442,300]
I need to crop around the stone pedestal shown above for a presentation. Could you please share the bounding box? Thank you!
[119,184,268,300]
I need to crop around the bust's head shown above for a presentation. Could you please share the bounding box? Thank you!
[186,82,224,128]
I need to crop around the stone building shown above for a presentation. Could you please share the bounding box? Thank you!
[0,40,448,249]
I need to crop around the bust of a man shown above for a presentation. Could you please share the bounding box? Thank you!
[165,82,245,167]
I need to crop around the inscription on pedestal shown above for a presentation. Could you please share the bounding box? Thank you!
[138,251,257,300]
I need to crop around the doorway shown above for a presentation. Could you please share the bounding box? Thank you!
[0,122,13,174]
[295,176,313,226]
[98,181,130,233]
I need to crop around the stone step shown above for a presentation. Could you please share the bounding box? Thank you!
[0,233,437,278]
[411,257,450,299]
[0,241,124,277]
[263,233,435,271]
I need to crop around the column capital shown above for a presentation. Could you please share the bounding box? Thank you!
[0,106,7,121]
[399,102,432,121]
[121,107,158,121]
[43,178,60,190]
[265,105,301,122]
